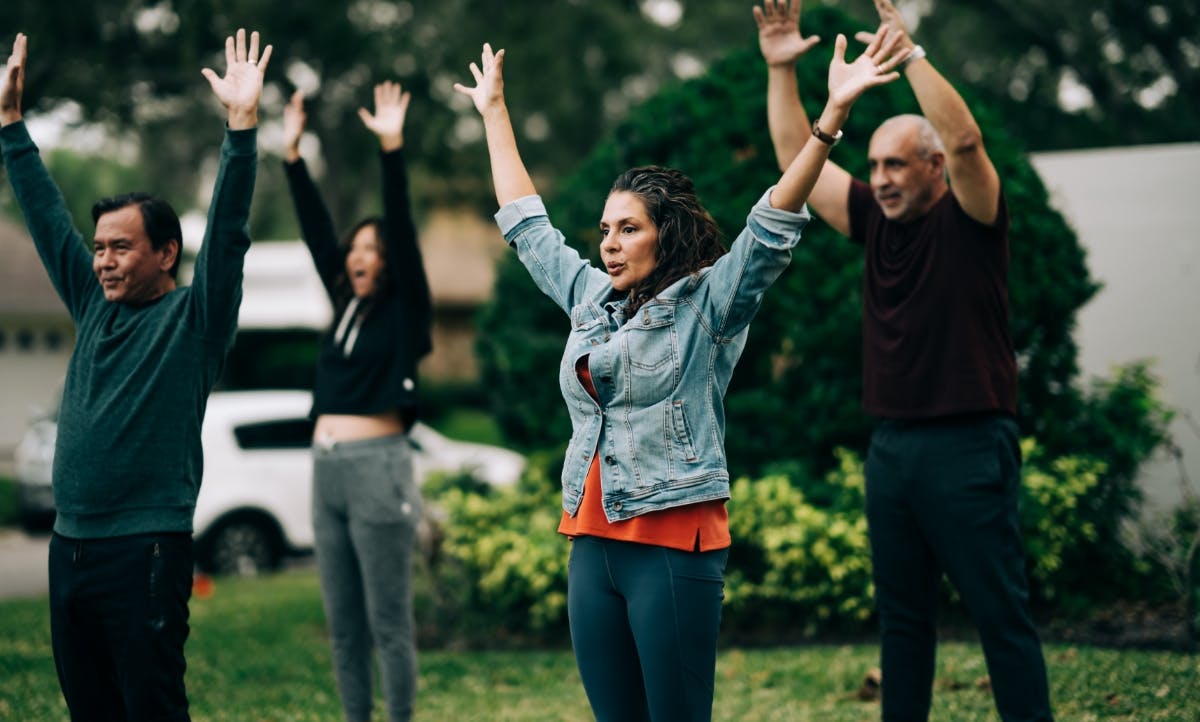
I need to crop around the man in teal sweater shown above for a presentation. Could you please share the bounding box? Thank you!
[1,30,271,721]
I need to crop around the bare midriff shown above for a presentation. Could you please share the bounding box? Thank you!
[313,410,406,444]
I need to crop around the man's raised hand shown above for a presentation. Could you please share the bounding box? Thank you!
[1,33,27,126]
[753,0,820,67]
[201,28,272,130]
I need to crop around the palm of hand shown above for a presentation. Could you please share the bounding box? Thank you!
[469,71,502,113]
[1,60,21,111]
[282,109,304,147]
[828,55,880,106]
[759,26,810,65]
[211,63,261,110]
[366,105,406,136]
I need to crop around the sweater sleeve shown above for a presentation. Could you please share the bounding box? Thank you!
[380,148,432,358]
[284,157,342,299]
[0,121,100,322]
[188,127,257,343]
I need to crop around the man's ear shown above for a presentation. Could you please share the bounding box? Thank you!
[159,238,180,273]
[929,151,948,179]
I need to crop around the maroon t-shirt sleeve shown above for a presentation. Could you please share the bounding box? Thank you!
[847,179,876,245]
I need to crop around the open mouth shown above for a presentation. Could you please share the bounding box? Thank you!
[606,263,624,275]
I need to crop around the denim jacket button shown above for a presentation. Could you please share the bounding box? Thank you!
[612,501,623,511]
[604,455,615,465]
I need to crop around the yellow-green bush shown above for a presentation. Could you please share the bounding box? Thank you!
[423,439,1106,645]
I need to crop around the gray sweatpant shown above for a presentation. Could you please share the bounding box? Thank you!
[312,434,421,722]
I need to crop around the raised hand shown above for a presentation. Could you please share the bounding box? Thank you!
[1,33,27,126]
[201,28,272,130]
[827,25,909,109]
[282,90,306,161]
[452,43,506,116]
[854,0,915,50]
[357,81,410,152]
[753,0,819,67]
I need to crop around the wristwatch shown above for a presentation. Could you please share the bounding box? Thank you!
[812,120,843,147]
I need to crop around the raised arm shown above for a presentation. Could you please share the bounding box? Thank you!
[453,43,536,206]
[190,29,269,339]
[770,29,908,212]
[0,33,97,320]
[281,90,342,297]
[856,0,1000,225]
[754,0,857,236]
[363,81,431,345]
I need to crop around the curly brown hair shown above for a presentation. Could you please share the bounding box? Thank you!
[608,166,726,315]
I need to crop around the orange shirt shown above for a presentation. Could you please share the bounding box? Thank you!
[557,357,730,552]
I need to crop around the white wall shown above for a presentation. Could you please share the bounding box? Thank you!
[1030,143,1200,513]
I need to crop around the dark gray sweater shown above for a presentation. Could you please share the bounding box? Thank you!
[0,121,257,538]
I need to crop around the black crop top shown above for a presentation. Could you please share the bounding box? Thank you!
[284,149,432,423]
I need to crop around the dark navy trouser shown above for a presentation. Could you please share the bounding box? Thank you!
[567,535,729,722]
[866,413,1053,722]
[49,531,193,722]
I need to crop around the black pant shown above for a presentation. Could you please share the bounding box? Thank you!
[49,532,194,722]
[865,414,1053,722]
[567,536,729,722]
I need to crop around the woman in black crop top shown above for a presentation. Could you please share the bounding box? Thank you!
[282,81,431,722]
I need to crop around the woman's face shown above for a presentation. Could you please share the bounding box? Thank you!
[346,225,385,297]
[599,191,659,293]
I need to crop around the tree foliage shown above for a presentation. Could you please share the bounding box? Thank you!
[3,0,1190,240]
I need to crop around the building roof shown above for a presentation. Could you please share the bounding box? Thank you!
[0,214,70,319]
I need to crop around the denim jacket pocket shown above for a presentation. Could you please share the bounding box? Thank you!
[669,400,699,463]
[623,304,677,407]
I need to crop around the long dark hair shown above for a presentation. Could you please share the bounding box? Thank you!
[608,166,726,315]
[332,216,391,314]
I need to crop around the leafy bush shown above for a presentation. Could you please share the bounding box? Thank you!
[422,438,1108,642]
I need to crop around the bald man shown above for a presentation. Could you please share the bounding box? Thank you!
[753,1,1053,720]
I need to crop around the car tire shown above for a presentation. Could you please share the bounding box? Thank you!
[197,514,283,577]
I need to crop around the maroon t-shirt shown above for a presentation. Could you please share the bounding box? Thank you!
[848,179,1017,419]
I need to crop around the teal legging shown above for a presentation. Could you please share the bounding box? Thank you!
[567,536,729,722]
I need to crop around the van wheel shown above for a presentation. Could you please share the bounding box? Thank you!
[199,516,282,577]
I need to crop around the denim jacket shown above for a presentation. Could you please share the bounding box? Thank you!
[495,190,808,522]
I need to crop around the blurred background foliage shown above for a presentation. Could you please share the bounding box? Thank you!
[1,0,1194,234]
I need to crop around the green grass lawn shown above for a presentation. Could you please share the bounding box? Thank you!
[1,570,1196,721]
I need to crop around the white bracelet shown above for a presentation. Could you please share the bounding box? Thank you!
[899,44,926,71]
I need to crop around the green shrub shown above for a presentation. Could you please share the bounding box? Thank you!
[725,450,874,637]
[423,438,1108,641]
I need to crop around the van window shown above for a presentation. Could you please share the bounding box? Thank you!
[233,418,315,450]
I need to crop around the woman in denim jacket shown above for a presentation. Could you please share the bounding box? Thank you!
[455,30,910,722]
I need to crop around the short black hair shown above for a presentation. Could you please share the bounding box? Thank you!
[91,192,183,278]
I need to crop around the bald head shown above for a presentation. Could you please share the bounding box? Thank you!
[874,114,945,160]
[866,114,949,222]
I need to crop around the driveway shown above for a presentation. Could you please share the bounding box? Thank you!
[0,528,49,600]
